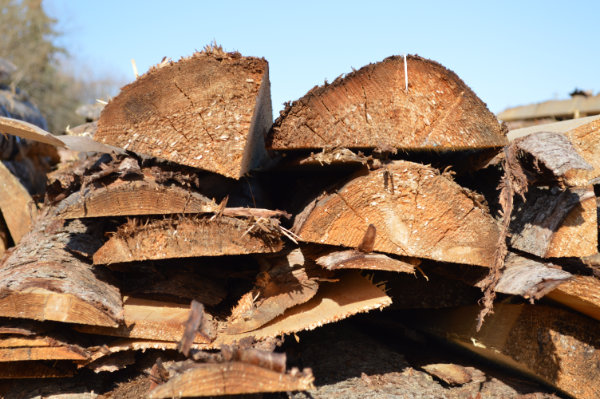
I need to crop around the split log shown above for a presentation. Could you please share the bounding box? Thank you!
[75,297,216,344]
[227,248,321,334]
[55,178,218,219]
[268,55,507,151]
[293,160,500,267]
[510,187,597,258]
[93,215,283,264]
[95,47,272,179]
[148,361,314,398]
[508,114,600,186]
[0,160,36,243]
[0,214,123,327]
[547,275,600,321]
[409,304,600,399]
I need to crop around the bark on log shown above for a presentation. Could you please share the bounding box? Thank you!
[315,249,417,273]
[95,49,272,179]
[510,187,597,258]
[0,160,36,243]
[513,131,592,181]
[508,114,600,186]
[484,253,571,300]
[409,304,600,399]
[268,55,507,151]
[148,362,314,398]
[93,215,283,264]
[0,214,123,327]
[293,160,500,267]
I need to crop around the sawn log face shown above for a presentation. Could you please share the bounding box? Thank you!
[293,160,500,267]
[269,55,507,151]
[95,50,272,179]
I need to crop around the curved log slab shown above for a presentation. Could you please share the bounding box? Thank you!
[315,249,417,273]
[93,215,283,264]
[508,114,600,186]
[55,178,218,219]
[410,304,600,399]
[293,160,500,267]
[0,215,122,327]
[268,55,507,151]
[96,48,272,179]
[148,362,314,398]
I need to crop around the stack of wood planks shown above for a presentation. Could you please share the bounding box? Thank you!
[0,45,599,398]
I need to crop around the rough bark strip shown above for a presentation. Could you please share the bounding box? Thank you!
[93,215,283,264]
[477,253,571,300]
[55,178,219,219]
[0,214,122,327]
[514,131,592,178]
[148,361,314,398]
[510,187,596,258]
[96,48,272,179]
[178,300,206,356]
[293,160,500,267]
[409,304,600,399]
[315,249,417,273]
[0,160,36,243]
[508,114,600,186]
[269,55,507,151]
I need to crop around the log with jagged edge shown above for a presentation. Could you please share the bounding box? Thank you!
[92,215,284,264]
[510,186,597,258]
[268,55,507,151]
[0,213,123,327]
[148,362,315,398]
[508,114,600,186]
[55,178,219,219]
[0,160,36,243]
[95,47,272,179]
[293,160,500,267]
[408,304,600,399]
[227,248,322,334]
[77,272,391,348]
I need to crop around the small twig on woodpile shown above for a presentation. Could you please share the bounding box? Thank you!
[476,144,528,331]
[177,300,206,357]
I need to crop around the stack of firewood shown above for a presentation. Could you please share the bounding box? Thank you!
[0,45,599,398]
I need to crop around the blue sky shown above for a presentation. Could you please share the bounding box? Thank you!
[45,0,598,116]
